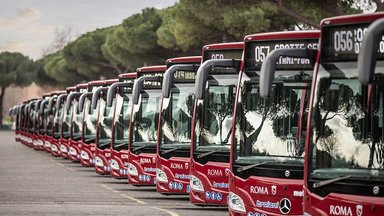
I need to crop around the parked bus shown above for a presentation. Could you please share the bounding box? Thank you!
[51,91,69,157]
[24,98,38,147]
[67,83,88,162]
[79,79,114,167]
[228,31,319,216]
[92,79,119,175]
[156,56,201,194]
[127,65,166,185]
[32,98,45,150]
[300,13,384,216]
[190,42,243,205]
[44,91,66,153]
[35,93,51,151]
[58,86,77,158]
[106,73,137,179]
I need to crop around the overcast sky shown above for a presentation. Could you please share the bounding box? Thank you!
[0,0,178,60]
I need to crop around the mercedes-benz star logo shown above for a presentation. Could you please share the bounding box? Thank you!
[279,198,291,214]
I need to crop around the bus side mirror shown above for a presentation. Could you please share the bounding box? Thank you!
[91,87,108,109]
[358,18,384,85]
[39,99,49,115]
[260,48,316,98]
[163,64,198,98]
[78,92,93,112]
[195,59,241,100]
[107,82,133,107]
[56,94,68,110]
[47,96,57,114]
[65,92,82,114]
[132,76,161,105]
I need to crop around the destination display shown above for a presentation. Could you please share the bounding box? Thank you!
[245,39,318,71]
[139,72,163,89]
[203,49,243,62]
[120,79,134,92]
[173,70,196,83]
[322,22,384,62]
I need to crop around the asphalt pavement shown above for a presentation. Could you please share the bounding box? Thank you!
[0,131,227,216]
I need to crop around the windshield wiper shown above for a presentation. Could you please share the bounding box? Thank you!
[98,141,111,148]
[237,161,271,173]
[197,148,228,159]
[312,175,352,189]
[132,144,155,152]
[162,146,189,155]
[84,137,95,143]
[113,142,127,149]
[72,134,82,140]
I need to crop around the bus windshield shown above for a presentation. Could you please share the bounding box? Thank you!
[160,84,194,148]
[53,101,64,139]
[234,72,310,166]
[195,71,238,149]
[71,99,82,140]
[309,22,384,184]
[131,90,161,146]
[310,64,384,179]
[39,104,48,135]
[97,97,113,149]
[113,93,132,151]
[83,98,98,143]
[62,103,73,139]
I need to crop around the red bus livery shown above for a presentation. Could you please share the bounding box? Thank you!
[156,56,201,194]
[228,31,319,216]
[303,13,384,216]
[190,42,243,205]
[127,65,166,185]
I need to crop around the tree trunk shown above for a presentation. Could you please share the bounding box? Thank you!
[0,86,5,129]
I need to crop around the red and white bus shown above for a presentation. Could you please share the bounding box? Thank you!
[190,42,243,205]
[127,65,166,185]
[93,79,119,175]
[79,79,116,167]
[44,91,66,153]
[59,86,77,158]
[35,93,52,151]
[228,31,319,216]
[156,56,201,194]
[68,83,89,162]
[106,72,137,179]
[299,13,384,216]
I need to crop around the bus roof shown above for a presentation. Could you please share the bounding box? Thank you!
[102,78,119,85]
[136,65,167,73]
[66,86,77,92]
[320,12,384,26]
[202,42,244,51]
[118,72,137,79]
[244,30,320,41]
[166,56,202,65]
[76,83,88,89]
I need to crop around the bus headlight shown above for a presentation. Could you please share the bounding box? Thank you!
[81,151,89,160]
[190,175,204,192]
[44,141,51,148]
[127,163,138,176]
[303,213,312,216]
[51,145,58,152]
[69,147,77,156]
[156,169,168,183]
[60,145,67,153]
[95,156,103,167]
[228,192,246,213]
[110,159,119,170]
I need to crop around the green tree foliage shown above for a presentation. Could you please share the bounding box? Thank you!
[170,0,296,51]
[0,52,34,127]
[33,59,60,87]
[63,27,121,80]
[43,51,87,85]
[39,0,366,86]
